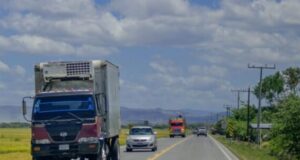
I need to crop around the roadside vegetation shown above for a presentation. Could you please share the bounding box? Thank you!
[0,128,31,160]
[214,135,276,160]
[212,67,300,160]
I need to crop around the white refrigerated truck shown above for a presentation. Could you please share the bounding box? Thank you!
[22,60,120,160]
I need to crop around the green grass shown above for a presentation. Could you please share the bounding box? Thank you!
[213,135,277,160]
[0,128,169,160]
[0,128,31,160]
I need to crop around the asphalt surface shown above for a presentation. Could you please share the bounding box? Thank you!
[121,135,239,160]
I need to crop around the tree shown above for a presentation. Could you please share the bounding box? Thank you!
[283,67,300,94]
[271,95,300,159]
[232,105,256,121]
[254,71,284,106]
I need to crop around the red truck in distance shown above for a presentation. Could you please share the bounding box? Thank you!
[169,115,186,138]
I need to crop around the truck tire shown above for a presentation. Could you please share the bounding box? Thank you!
[110,138,120,160]
[33,156,53,160]
[89,140,108,160]
[88,154,101,160]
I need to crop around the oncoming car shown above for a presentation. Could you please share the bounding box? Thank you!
[126,126,157,152]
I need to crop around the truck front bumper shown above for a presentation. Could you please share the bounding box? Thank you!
[32,142,100,158]
[170,132,185,136]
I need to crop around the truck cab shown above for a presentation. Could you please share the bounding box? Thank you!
[169,116,186,138]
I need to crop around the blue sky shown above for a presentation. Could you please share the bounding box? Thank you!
[0,0,300,111]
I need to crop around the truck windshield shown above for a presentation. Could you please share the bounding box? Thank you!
[171,122,183,127]
[130,128,153,135]
[32,95,96,120]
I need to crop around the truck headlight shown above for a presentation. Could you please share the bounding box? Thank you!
[35,139,51,144]
[78,137,99,143]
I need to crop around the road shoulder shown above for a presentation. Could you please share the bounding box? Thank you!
[209,135,239,160]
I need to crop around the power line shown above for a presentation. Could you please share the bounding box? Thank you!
[231,89,249,109]
[248,64,276,146]
[223,104,232,118]
[232,88,254,140]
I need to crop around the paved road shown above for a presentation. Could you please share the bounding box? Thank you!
[121,135,239,160]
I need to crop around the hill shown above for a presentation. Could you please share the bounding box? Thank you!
[0,105,223,124]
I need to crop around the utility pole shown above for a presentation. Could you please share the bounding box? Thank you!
[248,64,276,145]
[223,104,232,118]
[231,89,249,109]
[232,88,252,139]
[246,87,251,141]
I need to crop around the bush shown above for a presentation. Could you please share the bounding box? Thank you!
[0,122,30,128]
[270,95,300,159]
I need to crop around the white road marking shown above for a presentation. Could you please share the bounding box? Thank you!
[208,135,239,160]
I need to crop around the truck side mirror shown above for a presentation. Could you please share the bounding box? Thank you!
[154,132,157,135]
[22,100,27,116]
[22,96,33,122]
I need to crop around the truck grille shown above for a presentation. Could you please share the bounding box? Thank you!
[173,129,181,133]
[66,62,90,76]
[46,122,82,142]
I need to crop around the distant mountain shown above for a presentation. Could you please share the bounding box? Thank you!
[121,107,222,124]
[0,105,25,122]
[0,105,224,124]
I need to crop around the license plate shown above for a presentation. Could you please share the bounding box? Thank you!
[59,144,69,151]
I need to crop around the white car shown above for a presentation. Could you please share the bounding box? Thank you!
[197,127,208,136]
[126,126,158,152]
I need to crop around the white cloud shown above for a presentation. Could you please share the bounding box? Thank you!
[14,65,26,76]
[1,0,299,66]
[121,80,148,93]
[1,0,300,109]
[0,35,117,55]
[0,81,5,90]
[0,60,26,76]
[110,0,190,19]
[141,58,233,109]
[0,60,10,72]
[1,0,97,18]
[188,65,228,78]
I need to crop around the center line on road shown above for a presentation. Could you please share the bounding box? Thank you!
[147,136,192,160]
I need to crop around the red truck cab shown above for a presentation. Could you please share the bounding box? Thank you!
[169,116,186,138]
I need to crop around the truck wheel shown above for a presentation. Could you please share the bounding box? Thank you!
[33,156,53,160]
[101,141,109,160]
[110,138,120,160]
[89,141,108,160]
[88,154,101,160]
